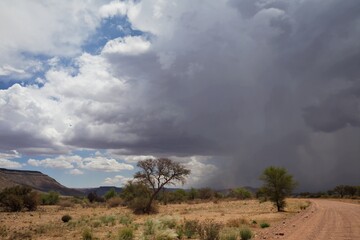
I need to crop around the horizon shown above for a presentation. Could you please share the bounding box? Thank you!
[1,0,360,192]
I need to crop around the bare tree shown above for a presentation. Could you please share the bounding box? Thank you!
[134,158,191,214]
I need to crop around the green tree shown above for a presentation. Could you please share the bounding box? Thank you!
[120,181,153,214]
[229,187,252,199]
[259,166,297,212]
[104,188,117,200]
[134,158,191,214]
[188,188,198,200]
[41,191,59,205]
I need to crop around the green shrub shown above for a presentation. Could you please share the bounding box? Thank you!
[62,214,72,223]
[229,188,252,199]
[41,191,59,205]
[259,222,270,228]
[188,188,199,200]
[197,220,222,240]
[239,228,252,240]
[0,186,39,212]
[100,215,116,226]
[104,188,117,200]
[121,181,157,214]
[118,227,134,240]
[82,228,93,240]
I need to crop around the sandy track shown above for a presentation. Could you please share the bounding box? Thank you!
[256,199,360,240]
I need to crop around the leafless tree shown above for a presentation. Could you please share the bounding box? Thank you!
[134,158,191,214]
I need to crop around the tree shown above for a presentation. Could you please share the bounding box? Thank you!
[229,187,252,199]
[259,166,297,212]
[104,188,117,200]
[344,185,357,197]
[198,187,215,199]
[188,187,199,200]
[134,158,191,214]
[333,185,346,198]
[41,191,59,205]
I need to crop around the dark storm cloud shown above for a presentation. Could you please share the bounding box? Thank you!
[303,85,360,132]
[63,0,360,191]
[2,0,360,191]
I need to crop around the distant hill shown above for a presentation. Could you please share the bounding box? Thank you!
[0,168,83,196]
[77,186,123,196]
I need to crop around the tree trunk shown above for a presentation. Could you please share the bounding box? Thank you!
[144,188,161,214]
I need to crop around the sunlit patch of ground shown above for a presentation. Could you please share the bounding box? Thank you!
[0,198,309,239]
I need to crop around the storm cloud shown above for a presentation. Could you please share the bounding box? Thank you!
[1,0,360,190]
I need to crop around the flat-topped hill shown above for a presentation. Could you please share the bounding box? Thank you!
[0,168,82,196]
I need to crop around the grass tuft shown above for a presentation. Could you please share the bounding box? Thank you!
[239,227,253,240]
[259,222,270,228]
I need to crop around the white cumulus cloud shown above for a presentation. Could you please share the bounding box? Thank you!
[102,36,151,56]
[104,175,132,186]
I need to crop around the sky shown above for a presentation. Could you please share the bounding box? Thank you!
[0,0,359,191]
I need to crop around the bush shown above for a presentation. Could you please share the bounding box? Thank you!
[121,181,156,214]
[118,227,134,240]
[107,197,123,208]
[198,188,215,200]
[0,186,39,212]
[82,228,93,240]
[197,220,222,240]
[259,222,270,228]
[228,188,252,199]
[62,214,72,223]
[104,188,117,200]
[87,192,105,203]
[41,191,59,205]
[183,219,199,238]
[239,228,253,240]
[188,188,199,200]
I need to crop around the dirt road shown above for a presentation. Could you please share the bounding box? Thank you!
[256,199,360,240]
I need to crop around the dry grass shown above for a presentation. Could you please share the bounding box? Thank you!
[0,198,307,239]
